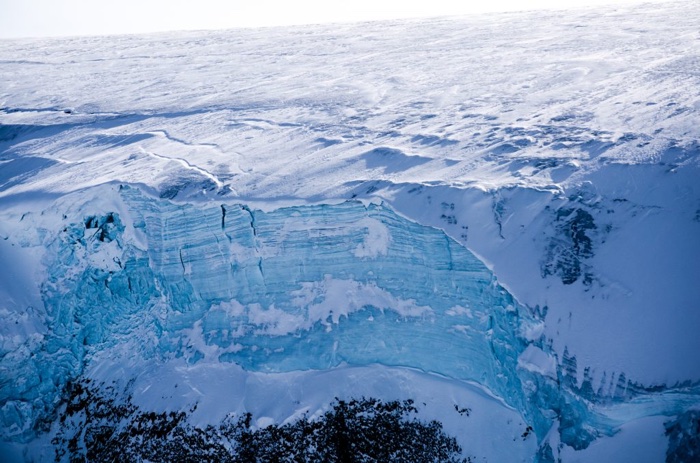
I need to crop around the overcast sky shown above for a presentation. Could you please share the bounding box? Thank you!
[0,0,671,39]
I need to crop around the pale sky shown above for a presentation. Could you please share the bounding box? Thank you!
[0,0,671,39]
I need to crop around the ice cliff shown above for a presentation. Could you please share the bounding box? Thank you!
[2,186,543,440]
[3,185,698,460]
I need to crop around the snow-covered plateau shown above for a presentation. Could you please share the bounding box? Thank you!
[1,1,699,461]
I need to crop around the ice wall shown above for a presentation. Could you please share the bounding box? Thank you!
[2,186,696,452]
[125,185,538,415]
[0,186,549,441]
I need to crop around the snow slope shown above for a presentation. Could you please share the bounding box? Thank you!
[1,1,699,461]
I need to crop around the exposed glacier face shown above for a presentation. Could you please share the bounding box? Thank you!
[2,185,698,459]
[1,186,545,441]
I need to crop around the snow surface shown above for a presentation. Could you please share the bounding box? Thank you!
[1,1,699,461]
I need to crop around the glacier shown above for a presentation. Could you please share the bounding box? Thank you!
[2,184,698,460]
[1,1,700,461]
[3,186,541,439]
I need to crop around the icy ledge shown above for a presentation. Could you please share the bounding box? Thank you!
[0,185,698,457]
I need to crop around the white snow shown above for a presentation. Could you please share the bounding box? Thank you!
[352,217,391,258]
[95,358,537,463]
[518,345,558,379]
[293,276,432,325]
[559,415,668,463]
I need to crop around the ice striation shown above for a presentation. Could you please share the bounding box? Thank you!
[2,185,541,440]
[2,185,698,457]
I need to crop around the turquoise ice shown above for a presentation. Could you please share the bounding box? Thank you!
[1,186,698,453]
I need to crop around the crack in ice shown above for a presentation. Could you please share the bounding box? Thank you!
[139,146,223,188]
